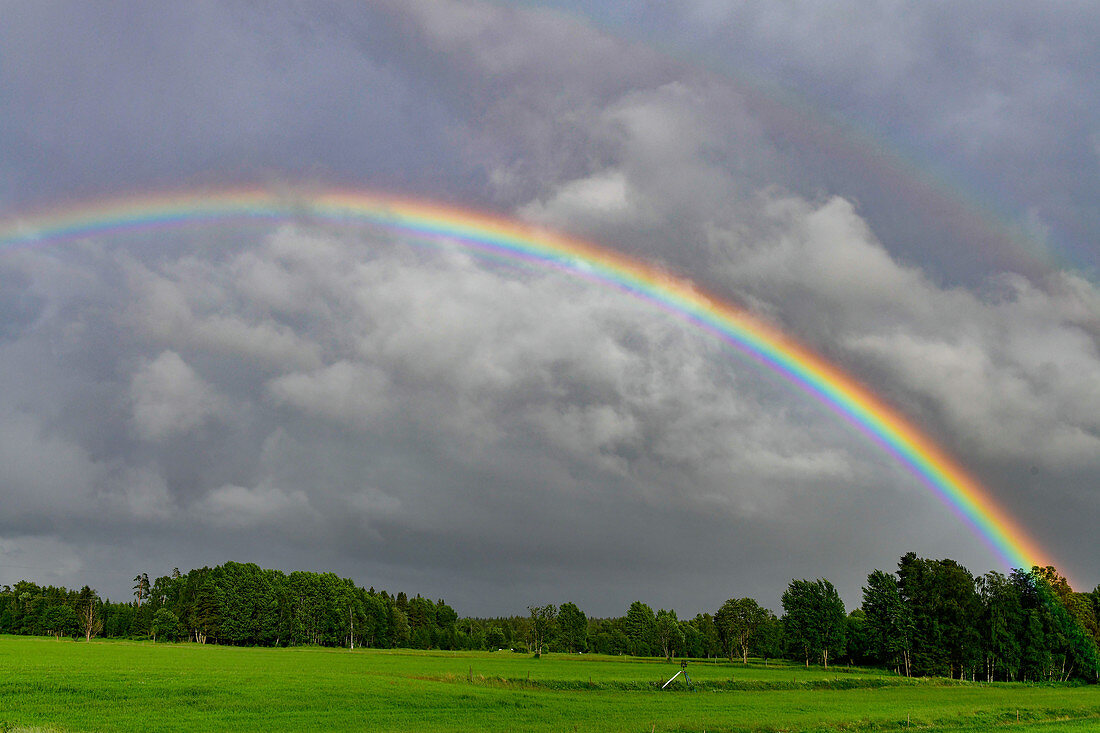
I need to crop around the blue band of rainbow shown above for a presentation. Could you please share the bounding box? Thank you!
[0,187,1049,572]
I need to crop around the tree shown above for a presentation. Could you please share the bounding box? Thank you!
[44,605,79,639]
[897,554,981,678]
[133,572,149,606]
[782,578,846,668]
[782,580,816,667]
[753,611,784,666]
[528,604,556,656]
[862,569,913,676]
[1023,567,1100,682]
[78,586,103,641]
[191,579,221,644]
[715,598,768,664]
[654,609,684,660]
[976,571,1022,681]
[845,609,871,666]
[485,626,505,650]
[687,613,721,659]
[623,601,656,656]
[151,608,179,643]
[557,602,587,653]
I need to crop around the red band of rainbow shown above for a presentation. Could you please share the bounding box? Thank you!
[0,187,1051,572]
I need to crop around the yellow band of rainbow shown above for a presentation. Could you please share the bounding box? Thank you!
[0,187,1051,572]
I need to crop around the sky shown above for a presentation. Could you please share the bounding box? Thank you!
[0,1,1097,616]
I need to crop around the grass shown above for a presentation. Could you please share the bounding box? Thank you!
[1,635,1098,731]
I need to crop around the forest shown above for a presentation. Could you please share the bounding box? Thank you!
[1,552,1097,684]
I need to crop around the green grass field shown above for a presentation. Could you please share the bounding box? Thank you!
[1,636,1098,732]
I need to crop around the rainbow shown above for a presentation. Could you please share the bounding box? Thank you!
[0,186,1051,571]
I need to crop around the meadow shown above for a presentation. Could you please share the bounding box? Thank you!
[1,635,1099,732]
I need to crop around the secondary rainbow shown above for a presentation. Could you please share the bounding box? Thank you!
[0,187,1051,571]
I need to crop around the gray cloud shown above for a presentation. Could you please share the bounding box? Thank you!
[130,351,226,440]
[1,0,1097,613]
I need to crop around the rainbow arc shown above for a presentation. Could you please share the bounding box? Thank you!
[0,187,1051,571]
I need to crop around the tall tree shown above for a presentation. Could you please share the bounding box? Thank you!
[623,601,657,657]
[1023,568,1100,681]
[151,608,178,643]
[715,598,768,664]
[557,602,587,653]
[527,604,556,656]
[687,613,721,659]
[862,569,913,676]
[845,609,871,666]
[753,611,784,667]
[654,609,684,660]
[132,572,149,606]
[78,585,102,642]
[976,571,1023,681]
[782,578,846,668]
[44,605,79,639]
[897,554,981,679]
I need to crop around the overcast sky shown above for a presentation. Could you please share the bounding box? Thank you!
[0,1,1097,616]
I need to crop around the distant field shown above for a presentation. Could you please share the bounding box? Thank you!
[1,636,1098,732]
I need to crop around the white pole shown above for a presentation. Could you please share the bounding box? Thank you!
[661,670,683,689]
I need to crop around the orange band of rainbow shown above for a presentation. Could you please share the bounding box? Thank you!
[0,187,1051,572]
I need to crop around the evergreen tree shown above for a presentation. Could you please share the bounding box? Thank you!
[623,601,656,656]
[861,568,913,675]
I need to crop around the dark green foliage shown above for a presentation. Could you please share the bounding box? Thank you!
[527,604,556,656]
[684,613,721,659]
[858,554,1100,682]
[862,568,914,675]
[752,612,784,666]
[976,570,1023,681]
[556,602,587,653]
[43,604,80,638]
[715,597,768,663]
[653,608,683,660]
[897,553,982,678]
[844,609,872,666]
[0,563,469,652]
[623,601,656,657]
[484,626,505,650]
[1,551,1096,684]
[781,578,847,668]
[151,608,180,642]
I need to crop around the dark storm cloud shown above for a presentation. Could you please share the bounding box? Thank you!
[0,2,470,206]
[0,0,1097,612]
[0,224,924,613]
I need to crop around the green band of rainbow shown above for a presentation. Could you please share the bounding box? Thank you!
[0,187,1049,571]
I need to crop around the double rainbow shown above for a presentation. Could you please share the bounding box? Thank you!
[0,187,1049,571]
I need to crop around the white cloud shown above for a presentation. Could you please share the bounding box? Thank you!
[520,169,635,224]
[192,483,314,529]
[121,254,323,371]
[2,0,1099,605]
[705,191,1100,466]
[130,350,224,440]
[267,360,393,429]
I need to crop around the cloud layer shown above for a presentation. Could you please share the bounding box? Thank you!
[1,0,1097,613]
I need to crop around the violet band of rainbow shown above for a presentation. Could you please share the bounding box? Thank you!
[0,187,1050,572]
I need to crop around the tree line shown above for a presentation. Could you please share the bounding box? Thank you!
[1,553,1096,682]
